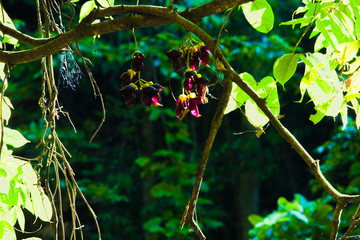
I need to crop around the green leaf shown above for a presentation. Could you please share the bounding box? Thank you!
[245,100,269,128]
[31,187,53,222]
[0,176,9,194]
[242,0,274,33]
[224,82,242,114]
[290,210,309,223]
[0,168,6,177]
[8,181,19,206]
[16,206,25,233]
[316,19,337,51]
[224,73,256,114]
[273,53,299,86]
[260,76,280,116]
[333,40,360,66]
[96,0,110,8]
[135,157,150,167]
[0,7,18,47]
[3,127,30,148]
[248,214,263,226]
[1,97,12,124]
[79,0,96,23]
[0,220,16,240]
[309,110,326,124]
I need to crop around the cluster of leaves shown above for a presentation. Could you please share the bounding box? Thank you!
[279,0,360,128]
[226,0,360,135]
[248,194,333,240]
[0,5,52,240]
[0,80,52,240]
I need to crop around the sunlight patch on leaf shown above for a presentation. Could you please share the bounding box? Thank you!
[242,0,274,33]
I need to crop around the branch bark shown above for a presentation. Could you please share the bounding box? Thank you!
[0,0,252,65]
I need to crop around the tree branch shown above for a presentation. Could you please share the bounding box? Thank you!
[0,0,252,64]
[180,77,232,239]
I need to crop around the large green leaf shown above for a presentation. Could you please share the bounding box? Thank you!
[273,53,299,86]
[79,0,96,22]
[242,0,274,33]
[30,187,53,222]
[3,127,30,148]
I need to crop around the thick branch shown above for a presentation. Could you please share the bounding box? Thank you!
[0,0,252,64]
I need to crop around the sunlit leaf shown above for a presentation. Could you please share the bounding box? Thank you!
[242,0,274,33]
[31,187,53,222]
[290,210,309,223]
[340,105,348,130]
[333,40,360,66]
[224,73,256,114]
[0,7,18,47]
[0,177,9,194]
[3,127,30,148]
[310,110,325,124]
[316,19,337,51]
[16,206,25,233]
[0,220,16,240]
[96,0,110,8]
[79,0,96,23]
[245,100,269,128]
[248,214,263,226]
[273,53,299,86]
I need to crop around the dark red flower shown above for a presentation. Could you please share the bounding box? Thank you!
[166,49,185,72]
[131,52,145,71]
[188,95,203,118]
[175,94,189,120]
[199,46,211,67]
[189,50,200,70]
[195,76,210,101]
[120,85,138,108]
[175,93,204,120]
[120,69,137,88]
[183,70,197,92]
[141,83,163,107]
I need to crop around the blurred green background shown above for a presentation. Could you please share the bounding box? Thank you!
[3,0,360,239]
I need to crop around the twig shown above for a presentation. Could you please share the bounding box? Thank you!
[180,77,232,239]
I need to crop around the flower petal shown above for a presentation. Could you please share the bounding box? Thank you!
[199,46,211,66]
[166,49,182,59]
[120,85,137,107]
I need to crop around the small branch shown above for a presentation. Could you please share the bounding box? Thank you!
[330,201,345,240]
[181,77,232,239]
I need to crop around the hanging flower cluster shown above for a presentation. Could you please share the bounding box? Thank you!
[166,39,212,120]
[119,51,163,108]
